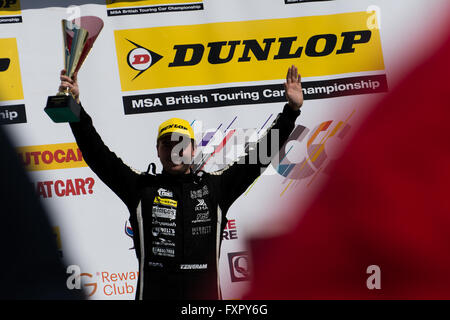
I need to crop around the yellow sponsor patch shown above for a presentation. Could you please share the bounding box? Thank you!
[153,196,178,208]
[114,12,385,91]
[0,0,21,15]
[106,0,201,8]
[16,143,87,171]
[0,38,23,101]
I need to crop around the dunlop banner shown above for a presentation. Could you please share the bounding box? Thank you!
[0,38,24,101]
[115,12,385,91]
[0,0,22,23]
[3,0,440,301]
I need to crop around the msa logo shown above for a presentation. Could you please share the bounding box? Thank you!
[127,39,162,79]
[0,58,10,71]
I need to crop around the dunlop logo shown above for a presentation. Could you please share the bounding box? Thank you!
[114,12,385,91]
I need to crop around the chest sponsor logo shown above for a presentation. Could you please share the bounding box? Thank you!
[153,238,175,247]
[152,226,175,237]
[192,225,211,236]
[193,198,210,223]
[152,218,176,228]
[157,187,173,198]
[195,198,208,211]
[180,264,207,270]
[153,196,178,208]
[152,246,175,257]
[193,211,210,224]
[190,185,209,199]
[152,206,176,220]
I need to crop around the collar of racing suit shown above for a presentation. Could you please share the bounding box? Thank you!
[161,168,195,182]
[159,168,206,185]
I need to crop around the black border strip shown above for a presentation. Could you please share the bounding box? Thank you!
[122,74,388,115]
[0,104,27,125]
[0,15,22,24]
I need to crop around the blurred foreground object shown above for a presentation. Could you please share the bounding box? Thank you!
[0,128,84,299]
[246,29,450,299]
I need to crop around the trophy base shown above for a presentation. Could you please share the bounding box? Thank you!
[45,94,81,123]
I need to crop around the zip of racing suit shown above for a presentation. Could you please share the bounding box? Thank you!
[69,103,300,299]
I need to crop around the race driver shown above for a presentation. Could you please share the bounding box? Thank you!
[59,65,304,299]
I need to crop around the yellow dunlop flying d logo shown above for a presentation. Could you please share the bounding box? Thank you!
[0,38,23,101]
[0,0,21,15]
[153,196,178,208]
[106,0,201,7]
[16,143,88,171]
[114,12,385,91]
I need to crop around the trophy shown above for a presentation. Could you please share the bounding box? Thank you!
[45,16,104,123]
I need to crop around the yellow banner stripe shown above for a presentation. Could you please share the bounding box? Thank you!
[115,12,385,91]
[0,0,21,16]
[154,196,178,208]
[0,38,24,101]
[16,143,87,171]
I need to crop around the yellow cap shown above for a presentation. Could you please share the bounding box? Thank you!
[157,118,195,141]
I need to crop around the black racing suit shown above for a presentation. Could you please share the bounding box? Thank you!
[70,103,300,300]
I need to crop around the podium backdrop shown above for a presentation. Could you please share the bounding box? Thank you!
[1,0,448,299]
